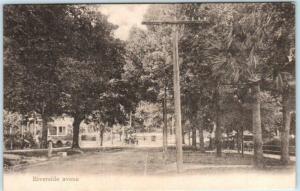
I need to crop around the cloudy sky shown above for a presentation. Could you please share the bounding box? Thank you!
[97,4,149,40]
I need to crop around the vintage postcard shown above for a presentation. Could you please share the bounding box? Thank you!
[3,3,296,191]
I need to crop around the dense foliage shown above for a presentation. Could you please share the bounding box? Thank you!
[4,3,295,166]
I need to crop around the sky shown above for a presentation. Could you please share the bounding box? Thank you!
[97,4,149,40]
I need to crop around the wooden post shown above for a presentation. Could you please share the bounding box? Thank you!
[173,24,183,172]
[48,141,53,157]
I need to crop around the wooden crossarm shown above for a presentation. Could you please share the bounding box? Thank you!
[142,20,206,25]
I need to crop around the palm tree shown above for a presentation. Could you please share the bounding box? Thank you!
[273,65,295,164]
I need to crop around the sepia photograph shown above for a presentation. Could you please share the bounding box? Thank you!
[3,2,296,191]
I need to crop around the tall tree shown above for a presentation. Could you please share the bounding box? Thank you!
[4,5,78,147]
[267,4,295,164]
[57,8,128,148]
[4,5,130,149]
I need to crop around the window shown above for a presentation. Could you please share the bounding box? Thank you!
[58,126,66,135]
[49,126,57,135]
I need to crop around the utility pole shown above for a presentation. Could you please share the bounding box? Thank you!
[172,23,183,172]
[142,4,206,173]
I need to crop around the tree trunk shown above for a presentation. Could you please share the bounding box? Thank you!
[192,127,197,148]
[170,117,173,135]
[41,114,48,148]
[237,129,240,153]
[163,91,168,154]
[122,126,125,141]
[111,127,113,145]
[9,125,13,150]
[40,103,47,149]
[198,126,205,153]
[215,87,222,157]
[215,121,222,157]
[72,114,83,149]
[241,125,244,157]
[100,126,104,146]
[239,103,245,157]
[252,84,264,168]
[209,136,213,150]
[188,129,191,146]
[280,90,291,165]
